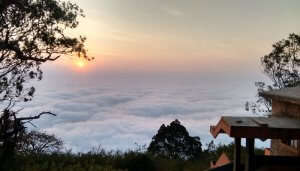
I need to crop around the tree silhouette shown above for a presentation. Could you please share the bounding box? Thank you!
[247,33,300,114]
[17,130,63,155]
[262,33,300,88]
[0,0,90,166]
[148,119,202,160]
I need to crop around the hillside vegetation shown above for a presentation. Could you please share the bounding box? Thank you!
[1,120,264,171]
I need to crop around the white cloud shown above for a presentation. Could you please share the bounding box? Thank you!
[16,75,258,152]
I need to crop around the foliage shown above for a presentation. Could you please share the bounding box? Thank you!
[0,0,90,103]
[203,141,264,164]
[0,0,90,164]
[246,82,273,114]
[247,33,300,114]
[6,142,263,171]
[17,130,63,155]
[262,33,300,89]
[148,119,202,160]
[114,151,155,171]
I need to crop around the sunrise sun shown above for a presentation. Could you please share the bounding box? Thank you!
[75,58,86,68]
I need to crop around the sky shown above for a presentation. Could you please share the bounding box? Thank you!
[18,0,300,152]
[60,0,300,74]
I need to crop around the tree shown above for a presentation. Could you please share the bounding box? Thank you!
[148,119,202,160]
[206,140,216,153]
[262,33,300,88]
[247,33,300,114]
[17,130,63,155]
[0,0,90,165]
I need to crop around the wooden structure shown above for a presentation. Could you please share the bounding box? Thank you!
[210,86,300,171]
[211,116,300,171]
[260,87,300,156]
[210,153,231,169]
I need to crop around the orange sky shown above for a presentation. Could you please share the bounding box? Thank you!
[55,0,300,74]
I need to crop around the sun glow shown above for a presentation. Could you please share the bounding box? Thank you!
[75,58,86,68]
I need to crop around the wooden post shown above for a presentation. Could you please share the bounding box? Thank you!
[234,137,241,171]
[246,138,255,171]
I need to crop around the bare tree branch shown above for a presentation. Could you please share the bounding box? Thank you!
[17,112,56,121]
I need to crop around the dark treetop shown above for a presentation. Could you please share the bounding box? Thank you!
[148,119,202,160]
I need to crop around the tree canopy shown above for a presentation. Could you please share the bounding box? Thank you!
[247,33,300,113]
[262,33,300,89]
[0,0,90,103]
[17,130,63,155]
[0,0,89,165]
[148,119,202,160]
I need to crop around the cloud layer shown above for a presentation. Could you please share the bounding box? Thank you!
[17,74,260,152]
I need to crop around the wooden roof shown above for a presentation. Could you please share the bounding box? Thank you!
[260,86,300,105]
[211,153,231,169]
[210,116,300,139]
